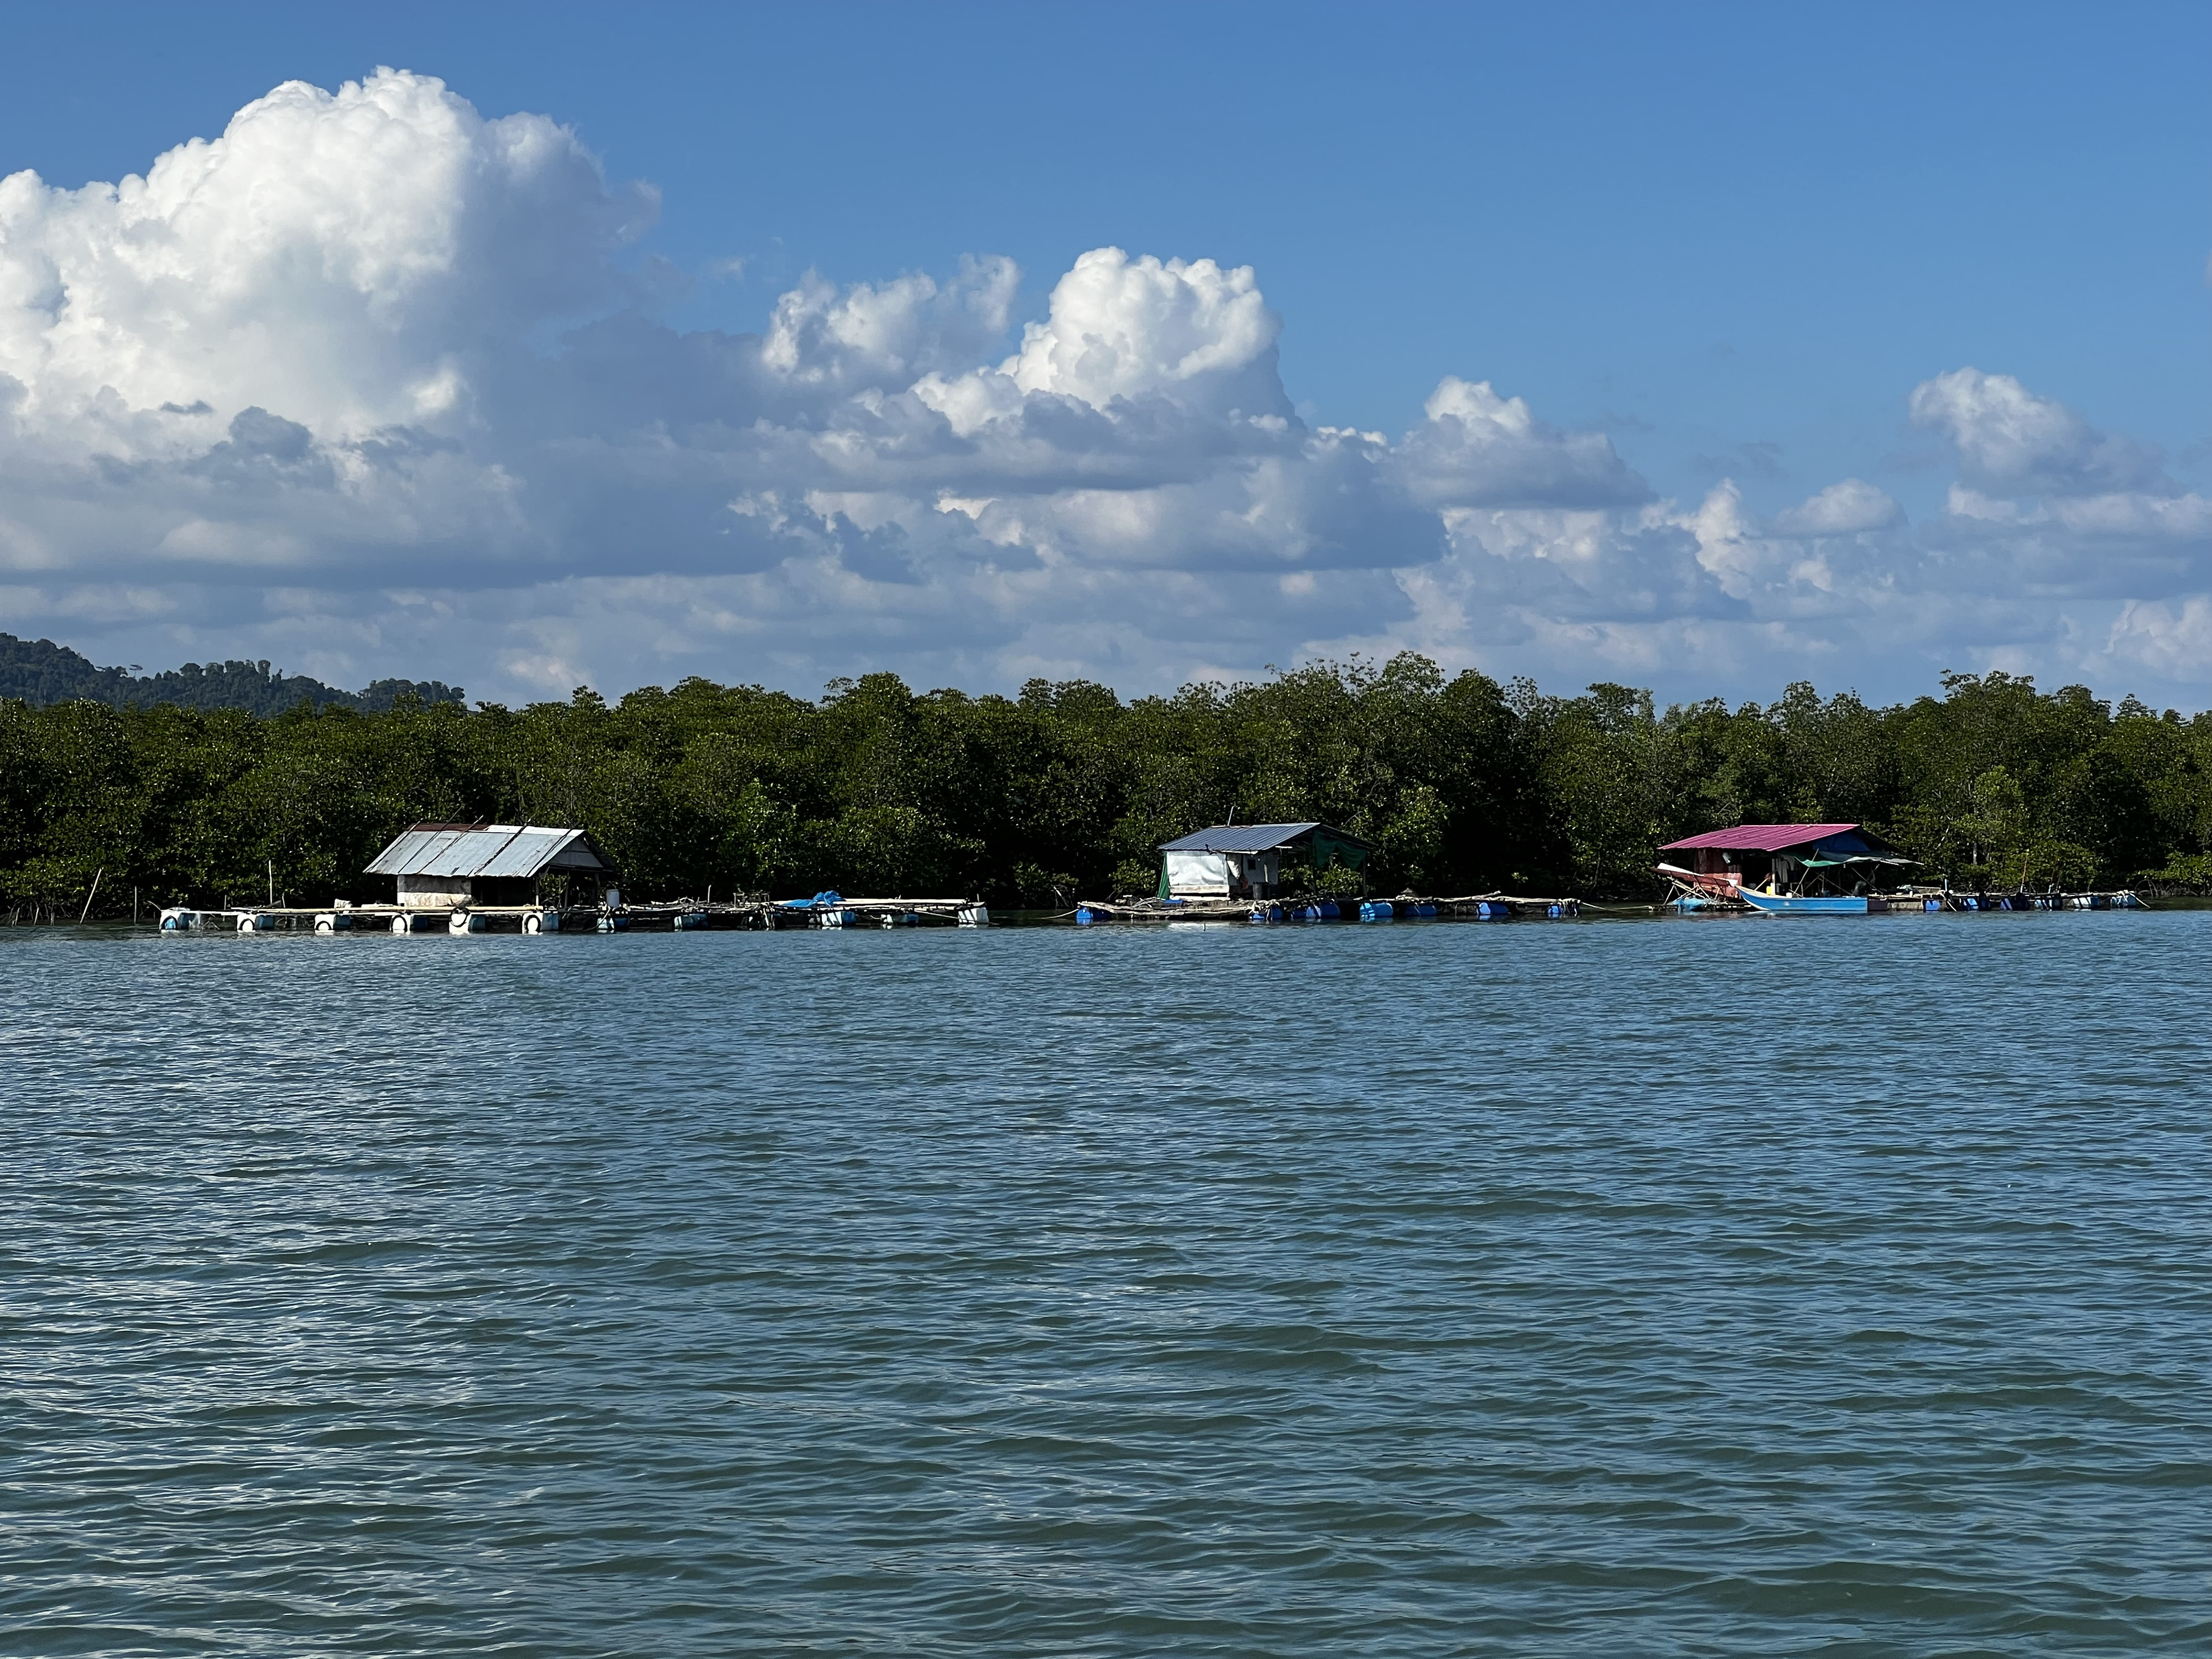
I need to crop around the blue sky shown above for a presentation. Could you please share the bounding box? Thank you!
[0,3,2205,705]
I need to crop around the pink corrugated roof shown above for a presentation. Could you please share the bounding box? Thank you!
[1660,823,1861,853]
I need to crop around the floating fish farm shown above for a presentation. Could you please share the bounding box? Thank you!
[144,816,2155,937]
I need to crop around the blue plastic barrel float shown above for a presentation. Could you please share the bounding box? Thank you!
[1358,900,1394,921]
[1075,905,1100,925]
[1547,901,1579,917]
[1318,900,1341,919]
[1246,903,1285,924]
[1476,900,1513,919]
[1402,901,1438,919]
[1924,898,1944,911]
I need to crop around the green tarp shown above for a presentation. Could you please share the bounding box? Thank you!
[1308,830,1370,872]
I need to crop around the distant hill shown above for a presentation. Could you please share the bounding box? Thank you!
[0,632,465,716]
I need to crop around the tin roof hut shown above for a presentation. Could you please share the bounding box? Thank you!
[1156,822,1376,900]
[366,822,617,909]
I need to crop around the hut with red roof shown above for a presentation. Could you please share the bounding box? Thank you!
[1657,823,1911,901]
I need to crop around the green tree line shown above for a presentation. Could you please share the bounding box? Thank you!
[5,654,2211,919]
[0,630,465,717]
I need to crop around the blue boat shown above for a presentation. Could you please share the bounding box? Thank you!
[1737,890,1891,915]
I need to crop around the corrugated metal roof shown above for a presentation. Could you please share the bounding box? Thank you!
[1660,823,1873,854]
[365,823,610,878]
[1159,822,1376,853]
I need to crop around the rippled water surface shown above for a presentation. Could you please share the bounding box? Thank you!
[6,911,2211,1656]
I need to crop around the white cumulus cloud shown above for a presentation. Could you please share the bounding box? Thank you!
[1910,367,2171,497]
[1,71,2209,709]
[1003,248,1284,413]
[1771,478,1901,536]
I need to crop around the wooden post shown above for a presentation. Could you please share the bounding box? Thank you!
[80,867,105,925]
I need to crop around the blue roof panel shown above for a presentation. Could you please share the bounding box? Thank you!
[1158,822,1331,853]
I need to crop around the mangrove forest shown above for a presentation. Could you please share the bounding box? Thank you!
[6,649,2212,919]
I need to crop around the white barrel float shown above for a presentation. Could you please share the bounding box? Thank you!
[158,908,198,931]
[449,910,486,935]
[522,909,559,934]
[312,912,352,934]
[237,912,274,932]
[390,913,415,935]
[956,904,989,927]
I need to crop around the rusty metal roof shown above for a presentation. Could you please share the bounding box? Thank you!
[365,823,612,878]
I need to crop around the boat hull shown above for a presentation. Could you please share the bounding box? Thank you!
[1738,891,1886,915]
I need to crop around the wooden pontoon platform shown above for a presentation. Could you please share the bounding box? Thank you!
[158,895,990,934]
[1072,891,1582,924]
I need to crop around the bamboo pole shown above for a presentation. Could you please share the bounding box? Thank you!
[80,867,105,925]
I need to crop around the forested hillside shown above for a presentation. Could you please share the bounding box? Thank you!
[0,632,464,717]
[3,654,2209,917]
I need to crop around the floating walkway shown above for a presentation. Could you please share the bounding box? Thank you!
[1891,889,2149,912]
[158,893,990,935]
[1662,881,2148,915]
[1073,891,1582,925]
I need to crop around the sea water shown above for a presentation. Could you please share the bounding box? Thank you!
[4,911,2209,1655]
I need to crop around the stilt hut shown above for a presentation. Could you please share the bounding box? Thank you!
[365,823,618,909]
[1658,823,1910,898]
[1156,822,1376,901]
